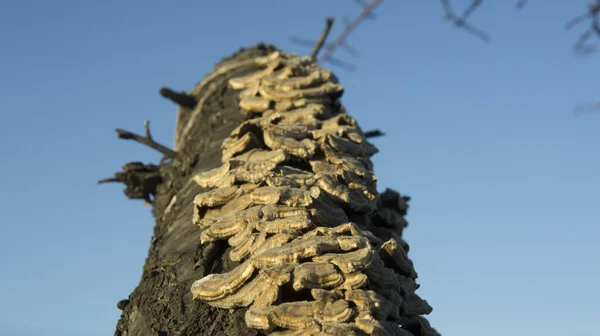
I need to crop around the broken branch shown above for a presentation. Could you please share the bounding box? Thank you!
[97,177,120,184]
[115,120,178,159]
[160,87,197,108]
[364,129,385,138]
[310,17,335,61]
[97,162,162,204]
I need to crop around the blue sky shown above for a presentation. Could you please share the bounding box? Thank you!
[1,1,598,335]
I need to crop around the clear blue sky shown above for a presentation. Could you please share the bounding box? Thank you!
[1,1,598,335]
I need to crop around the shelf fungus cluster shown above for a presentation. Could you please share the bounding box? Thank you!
[190,52,438,336]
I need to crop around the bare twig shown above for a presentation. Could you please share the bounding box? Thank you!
[339,42,361,58]
[310,17,335,61]
[365,129,385,138]
[440,0,490,42]
[326,56,358,72]
[353,0,378,19]
[460,0,482,21]
[115,120,178,159]
[565,3,598,30]
[319,0,384,64]
[565,1,600,53]
[160,87,197,108]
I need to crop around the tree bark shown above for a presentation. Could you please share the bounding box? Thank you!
[109,44,438,336]
[112,44,277,336]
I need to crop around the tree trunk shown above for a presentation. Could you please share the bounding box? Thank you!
[109,44,438,336]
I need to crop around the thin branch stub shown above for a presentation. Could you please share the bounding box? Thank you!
[160,87,198,108]
[364,129,384,138]
[310,17,335,61]
[97,177,120,184]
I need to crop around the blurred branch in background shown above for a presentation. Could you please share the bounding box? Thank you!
[439,0,491,42]
[440,0,600,54]
[290,0,384,72]
[318,0,383,65]
[440,0,599,113]
[574,101,600,116]
[293,1,598,114]
[564,0,600,54]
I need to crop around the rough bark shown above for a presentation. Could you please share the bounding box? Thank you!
[111,44,277,336]
[108,43,438,336]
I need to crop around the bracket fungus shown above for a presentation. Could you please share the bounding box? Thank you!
[189,51,438,335]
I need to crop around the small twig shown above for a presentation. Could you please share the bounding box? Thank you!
[460,0,482,22]
[364,129,385,138]
[326,56,358,72]
[440,0,490,42]
[143,120,152,140]
[116,120,178,159]
[353,0,378,19]
[159,87,197,108]
[459,22,490,42]
[565,5,597,31]
[340,42,361,58]
[310,17,335,61]
[565,1,600,53]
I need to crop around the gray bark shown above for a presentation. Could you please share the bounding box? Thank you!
[112,44,277,336]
